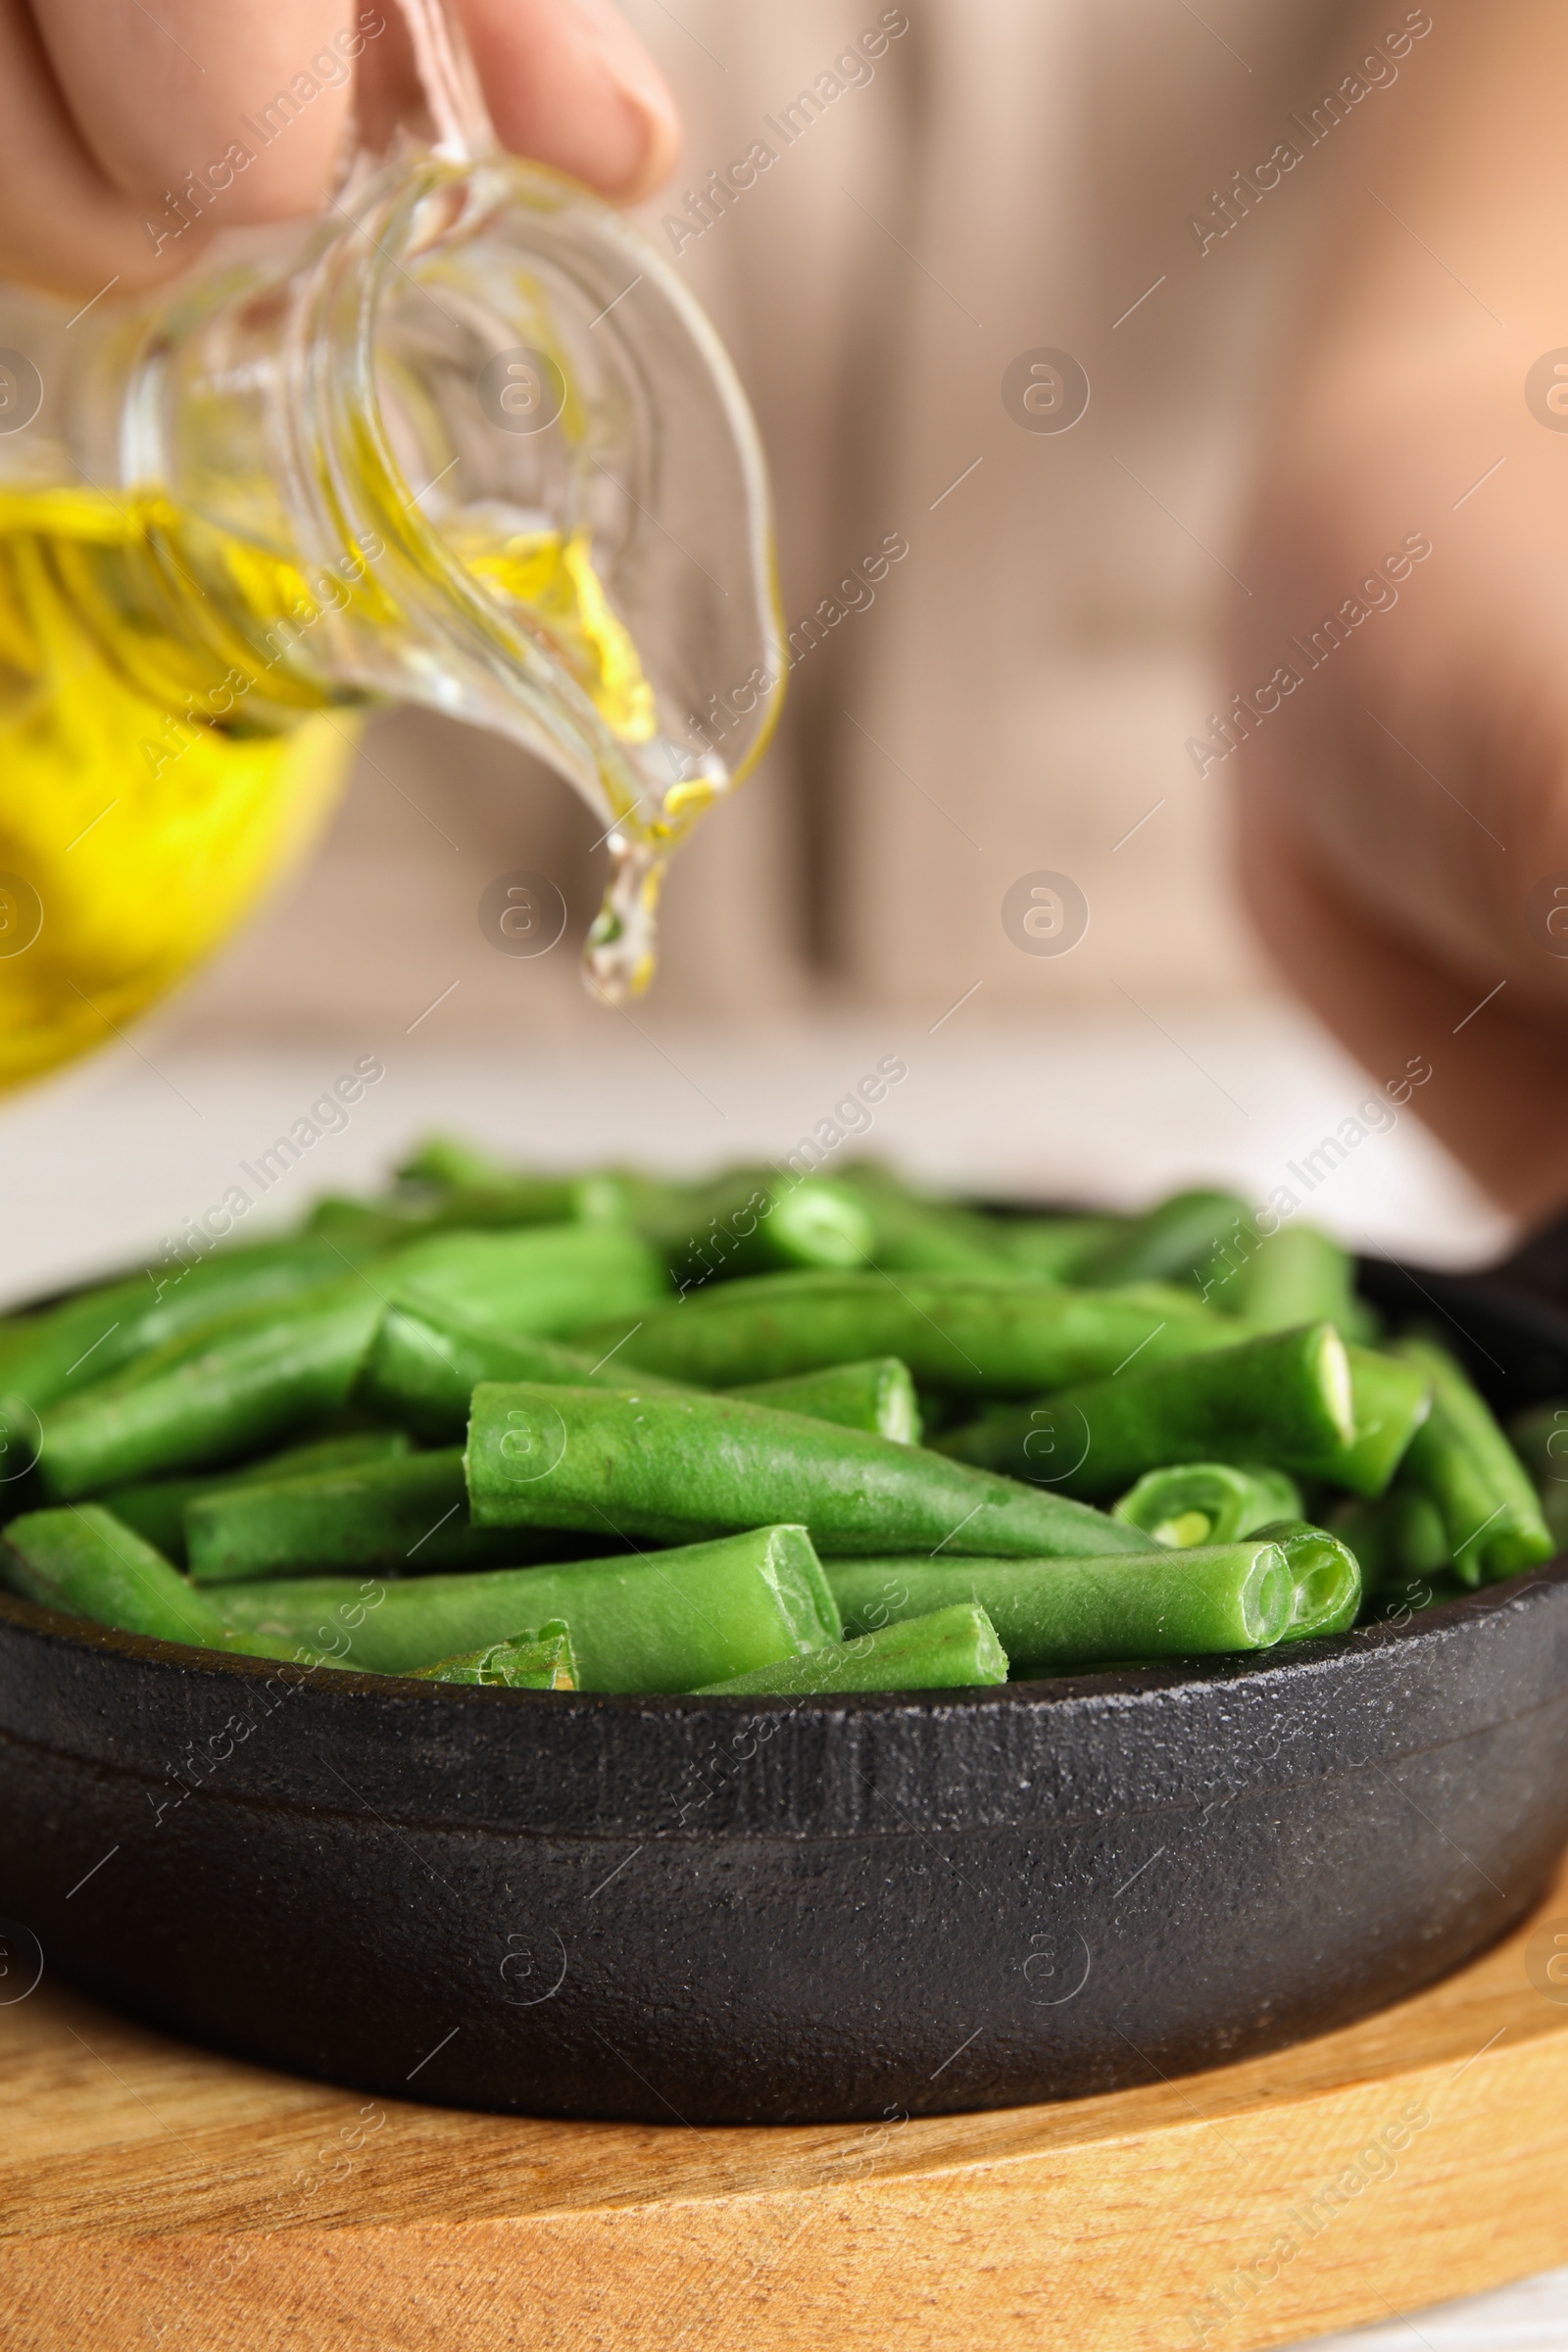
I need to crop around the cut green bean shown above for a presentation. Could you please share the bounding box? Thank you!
[185,1447,586,1585]
[309,1171,586,1253]
[35,1280,387,1500]
[365,1302,922,1447]
[466,1382,1152,1558]
[1112,1462,1302,1548]
[1077,1190,1250,1291]
[729,1358,921,1444]
[2,1505,298,1660]
[827,1540,1294,1668]
[410,1624,577,1688]
[2,1237,355,1411]
[299,1199,423,1260]
[391,1223,666,1339]
[0,1317,43,1383]
[103,1430,413,1563]
[571,1271,1240,1396]
[1205,1223,1375,1342]
[632,1170,876,1286]
[395,1134,549,1194]
[359,1298,688,1443]
[1392,1338,1553,1585]
[986,1215,1123,1283]
[210,1525,842,1689]
[1250,1519,1361,1640]
[1316,1347,1432,1496]
[833,1166,1015,1276]
[1331,1483,1450,1593]
[938,1324,1354,1500]
[694,1602,1007,1694]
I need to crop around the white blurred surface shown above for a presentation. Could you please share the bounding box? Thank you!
[1286,2265,1568,2351]
[0,999,1510,1307]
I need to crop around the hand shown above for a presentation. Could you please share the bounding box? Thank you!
[1225,0,1568,1222]
[0,0,679,296]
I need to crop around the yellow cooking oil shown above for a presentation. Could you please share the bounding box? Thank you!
[0,482,685,1090]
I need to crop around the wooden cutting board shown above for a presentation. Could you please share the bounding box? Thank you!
[6,1850,1568,2352]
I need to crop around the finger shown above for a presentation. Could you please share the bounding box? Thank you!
[453,0,679,201]
[5,0,678,303]
[28,0,364,225]
[1237,797,1568,1223]
[0,0,173,294]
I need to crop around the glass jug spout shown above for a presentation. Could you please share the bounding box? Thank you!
[139,149,783,999]
[131,146,783,1000]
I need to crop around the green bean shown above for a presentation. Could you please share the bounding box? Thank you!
[827,1540,1294,1668]
[1076,1190,1250,1290]
[1250,1519,1361,1639]
[986,1215,1124,1283]
[395,1134,532,1191]
[1507,1400,1568,1552]
[1205,1222,1376,1341]
[210,1525,842,1689]
[832,1166,1014,1276]
[693,1602,1007,1694]
[317,1191,557,1258]
[103,1430,413,1563]
[571,1271,1240,1396]
[729,1358,921,1444]
[431,1183,593,1228]
[577,1168,851,1278]
[1112,1462,1301,1548]
[36,1279,387,1499]
[836,1167,1128,1282]
[465,1382,1152,1558]
[1320,1347,1432,1495]
[938,1324,1353,1499]
[0,1317,43,1382]
[1,1505,298,1660]
[391,1222,666,1339]
[308,1166,586,1254]
[185,1448,585,1584]
[410,1624,577,1688]
[366,1301,920,1447]
[298,1200,422,1260]
[392,1137,591,1227]
[1331,1483,1450,1593]
[0,1394,41,1519]
[1392,1338,1553,1585]
[359,1298,686,1443]
[625,1170,876,1286]
[2,1236,354,1411]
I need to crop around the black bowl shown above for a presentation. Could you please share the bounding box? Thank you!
[3,1253,1568,2126]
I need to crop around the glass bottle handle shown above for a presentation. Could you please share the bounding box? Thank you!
[392,0,498,163]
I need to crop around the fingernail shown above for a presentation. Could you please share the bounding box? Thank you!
[570,0,681,198]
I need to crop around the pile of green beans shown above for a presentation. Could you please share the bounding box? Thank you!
[0,1153,1555,1699]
